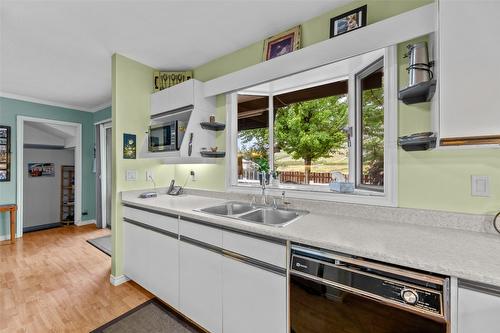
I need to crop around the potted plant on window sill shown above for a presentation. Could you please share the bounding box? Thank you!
[256,158,270,185]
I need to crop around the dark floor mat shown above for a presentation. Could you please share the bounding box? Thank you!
[90,298,201,333]
[87,235,111,256]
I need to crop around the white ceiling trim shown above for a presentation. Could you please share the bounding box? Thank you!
[88,101,112,113]
[0,91,95,112]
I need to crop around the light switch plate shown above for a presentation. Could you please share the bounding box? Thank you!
[471,175,490,197]
[126,169,137,181]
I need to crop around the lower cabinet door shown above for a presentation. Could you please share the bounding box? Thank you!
[123,221,179,309]
[458,285,500,333]
[123,221,150,287]
[179,240,223,333]
[222,255,287,333]
[147,230,179,309]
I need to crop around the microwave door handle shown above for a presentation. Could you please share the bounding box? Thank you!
[188,133,193,156]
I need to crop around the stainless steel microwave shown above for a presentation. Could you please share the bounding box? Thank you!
[148,120,187,152]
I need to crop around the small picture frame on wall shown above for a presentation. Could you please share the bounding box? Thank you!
[123,133,136,159]
[263,25,301,61]
[0,125,11,182]
[330,5,367,38]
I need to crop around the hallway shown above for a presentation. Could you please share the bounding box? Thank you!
[0,225,152,332]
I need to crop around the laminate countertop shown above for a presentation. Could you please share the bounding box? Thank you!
[121,191,500,287]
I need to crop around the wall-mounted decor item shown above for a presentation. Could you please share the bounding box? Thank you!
[28,163,55,177]
[154,70,193,92]
[263,25,301,61]
[0,126,11,182]
[330,5,367,38]
[123,133,136,159]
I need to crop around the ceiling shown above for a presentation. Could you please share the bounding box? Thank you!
[0,0,350,112]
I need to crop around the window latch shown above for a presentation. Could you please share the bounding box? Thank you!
[342,126,353,147]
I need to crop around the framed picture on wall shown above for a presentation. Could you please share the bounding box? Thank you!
[263,25,301,61]
[0,125,11,182]
[330,5,367,38]
[28,163,55,177]
[123,133,136,159]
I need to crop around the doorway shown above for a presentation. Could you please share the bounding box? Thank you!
[96,121,112,230]
[16,116,82,237]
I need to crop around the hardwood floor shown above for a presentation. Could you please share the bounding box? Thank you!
[0,225,152,332]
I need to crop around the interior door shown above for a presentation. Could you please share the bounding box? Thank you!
[105,127,111,228]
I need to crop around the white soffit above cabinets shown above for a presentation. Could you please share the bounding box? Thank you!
[0,0,350,112]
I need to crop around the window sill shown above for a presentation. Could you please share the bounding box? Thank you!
[227,183,396,207]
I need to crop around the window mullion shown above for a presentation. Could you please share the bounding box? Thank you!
[268,93,274,173]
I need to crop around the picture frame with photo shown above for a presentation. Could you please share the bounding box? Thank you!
[28,163,55,177]
[330,5,367,38]
[123,133,136,159]
[263,25,301,61]
[0,125,10,182]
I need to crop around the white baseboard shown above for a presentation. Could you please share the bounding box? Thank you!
[110,274,130,286]
[75,219,96,226]
[0,234,11,241]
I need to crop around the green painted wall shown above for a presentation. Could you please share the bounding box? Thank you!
[0,97,97,237]
[93,106,112,124]
[396,38,500,215]
[187,0,499,215]
[111,54,175,276]
[194,0,433,81]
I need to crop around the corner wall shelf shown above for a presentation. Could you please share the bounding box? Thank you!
[200,151,226,158]
[398,80,436,105]
[200,122,226,131]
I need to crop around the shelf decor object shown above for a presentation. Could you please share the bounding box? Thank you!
[200,151,226,158]
[200,122,226,131]
[263,25,301,61]
[330,5,367,38]
[60,165,75,226]
[154,70,193,92]
[0,125,11,182]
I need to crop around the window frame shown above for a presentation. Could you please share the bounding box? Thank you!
[355,57,385,192]
[225,46,398,207]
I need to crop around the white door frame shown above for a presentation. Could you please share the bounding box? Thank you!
[16,116,83,237]
[98,120,112,229]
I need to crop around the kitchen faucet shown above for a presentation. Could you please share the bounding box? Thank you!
[260,171,268,205]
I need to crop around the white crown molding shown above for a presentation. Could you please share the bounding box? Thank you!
[89,101,112,113]
[0,91,110,113]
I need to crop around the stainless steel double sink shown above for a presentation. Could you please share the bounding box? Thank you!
[196,201,308,227]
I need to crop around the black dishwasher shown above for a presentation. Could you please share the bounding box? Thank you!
[290,244,449,333]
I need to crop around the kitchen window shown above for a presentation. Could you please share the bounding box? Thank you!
[227,47,397,205]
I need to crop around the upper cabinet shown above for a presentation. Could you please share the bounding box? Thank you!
[141,79,220,163]
[439,0,500,146]
[151,80,195,116]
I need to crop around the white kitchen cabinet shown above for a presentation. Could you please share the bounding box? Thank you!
[123,219,179,308]
[147,228,179,308]
[150,80,194,116]
[123,221,149,286]
[222,255,287,333]
[179,240,223,333]
[458,282,500,333]
[439,0,500,143]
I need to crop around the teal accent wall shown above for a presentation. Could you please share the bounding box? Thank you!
[0,97,97,237]
[93,106,111,123]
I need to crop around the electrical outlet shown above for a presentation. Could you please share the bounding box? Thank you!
[126,170,137,181]
[146,170,153,181]
[190,170,196,181]
[471,175,490,197]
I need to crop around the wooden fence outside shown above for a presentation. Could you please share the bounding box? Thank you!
[279,171,333,184]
